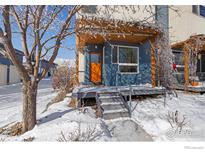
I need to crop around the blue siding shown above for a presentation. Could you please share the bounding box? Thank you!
[103,41,151,86]
[84,42,152,86]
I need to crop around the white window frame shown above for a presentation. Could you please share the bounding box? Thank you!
[111,45,139,74]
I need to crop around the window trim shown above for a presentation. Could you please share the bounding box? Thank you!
[111,45,139,74]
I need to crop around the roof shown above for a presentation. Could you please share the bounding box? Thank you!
[171,34,205,52]
[0,43,24,56]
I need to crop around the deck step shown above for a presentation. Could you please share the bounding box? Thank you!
[101,103,126,111]
[96,92,130,120]
[103,111,130,120]
[99,93,119,97]
[99,97,124,103]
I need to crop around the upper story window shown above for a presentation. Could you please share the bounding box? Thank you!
[192,5,199,15]
[192,5,205,17]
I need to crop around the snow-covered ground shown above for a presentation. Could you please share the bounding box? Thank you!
[0,86,205,141]
[131,91,205,141]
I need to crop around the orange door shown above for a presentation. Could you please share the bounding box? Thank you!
[90,52,102,83]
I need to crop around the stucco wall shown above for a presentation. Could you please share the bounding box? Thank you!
[169,5,205,43]
[0,64,7,86]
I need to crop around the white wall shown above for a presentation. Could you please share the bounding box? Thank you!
[0,64,7,86]
[169,5,205,44]
[9,65,21,84]
[78,51,85,83]
[77,5,155,23]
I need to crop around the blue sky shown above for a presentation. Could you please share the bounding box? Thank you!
[12,34,76,60]
[0,6,77,61]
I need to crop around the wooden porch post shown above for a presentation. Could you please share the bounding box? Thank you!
[184,45,189,91]
[150,41,157,87]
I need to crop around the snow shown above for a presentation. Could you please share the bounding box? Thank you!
[0,85,205,141]
[131,91,205,141]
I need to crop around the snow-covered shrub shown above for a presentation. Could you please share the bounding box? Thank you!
[166,110,189,132]
[52,64,77,91]
[57,124,103,142]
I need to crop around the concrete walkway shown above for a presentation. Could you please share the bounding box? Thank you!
[107,119,153,141]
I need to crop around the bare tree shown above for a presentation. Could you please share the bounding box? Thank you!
[0,5,81,133]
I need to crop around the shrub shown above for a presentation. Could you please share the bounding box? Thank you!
[52,63,77,91]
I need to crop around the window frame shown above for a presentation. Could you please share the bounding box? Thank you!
[111,45,139,74]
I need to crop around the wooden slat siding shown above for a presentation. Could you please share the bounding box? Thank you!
[183,44,189,91]
[150,40,156,87]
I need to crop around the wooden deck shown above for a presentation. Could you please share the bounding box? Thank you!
[173,84,205,93]
[72,85,166,100]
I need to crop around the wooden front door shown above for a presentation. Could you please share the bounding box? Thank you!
[90,52,102,83]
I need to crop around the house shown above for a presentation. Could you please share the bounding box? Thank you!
[75,6,168,87]
[73,6,169,118]
[171,35,205,88]
[168,6,205,90]
[0,43,23,86]
[39,59,57,78]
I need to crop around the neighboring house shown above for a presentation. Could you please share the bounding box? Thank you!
[169,6,205,87]
[0,43,23,86]
[39,59,57,78]
[76,6,167,87]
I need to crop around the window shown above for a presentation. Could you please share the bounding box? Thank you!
[112,45,139,73]
[119,65,138,73]
[192,5,199,14]
[90,53,101,63]
[192,5,205,17]
[119,47,138,64]
[198,54,205,72]
[200,5,205,17]
[112,46,118,63]
[172,50,184,73]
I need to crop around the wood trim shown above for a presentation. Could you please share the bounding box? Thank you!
[150,41,156,87]
[183,45,189,91]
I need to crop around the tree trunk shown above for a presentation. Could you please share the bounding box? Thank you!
[22,80,38,133]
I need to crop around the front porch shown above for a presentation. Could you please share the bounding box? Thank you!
[72,85,165,100]
[172,34,205,93]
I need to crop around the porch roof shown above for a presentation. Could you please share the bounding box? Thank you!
[171,34,205,52]
[76,18,161,51]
